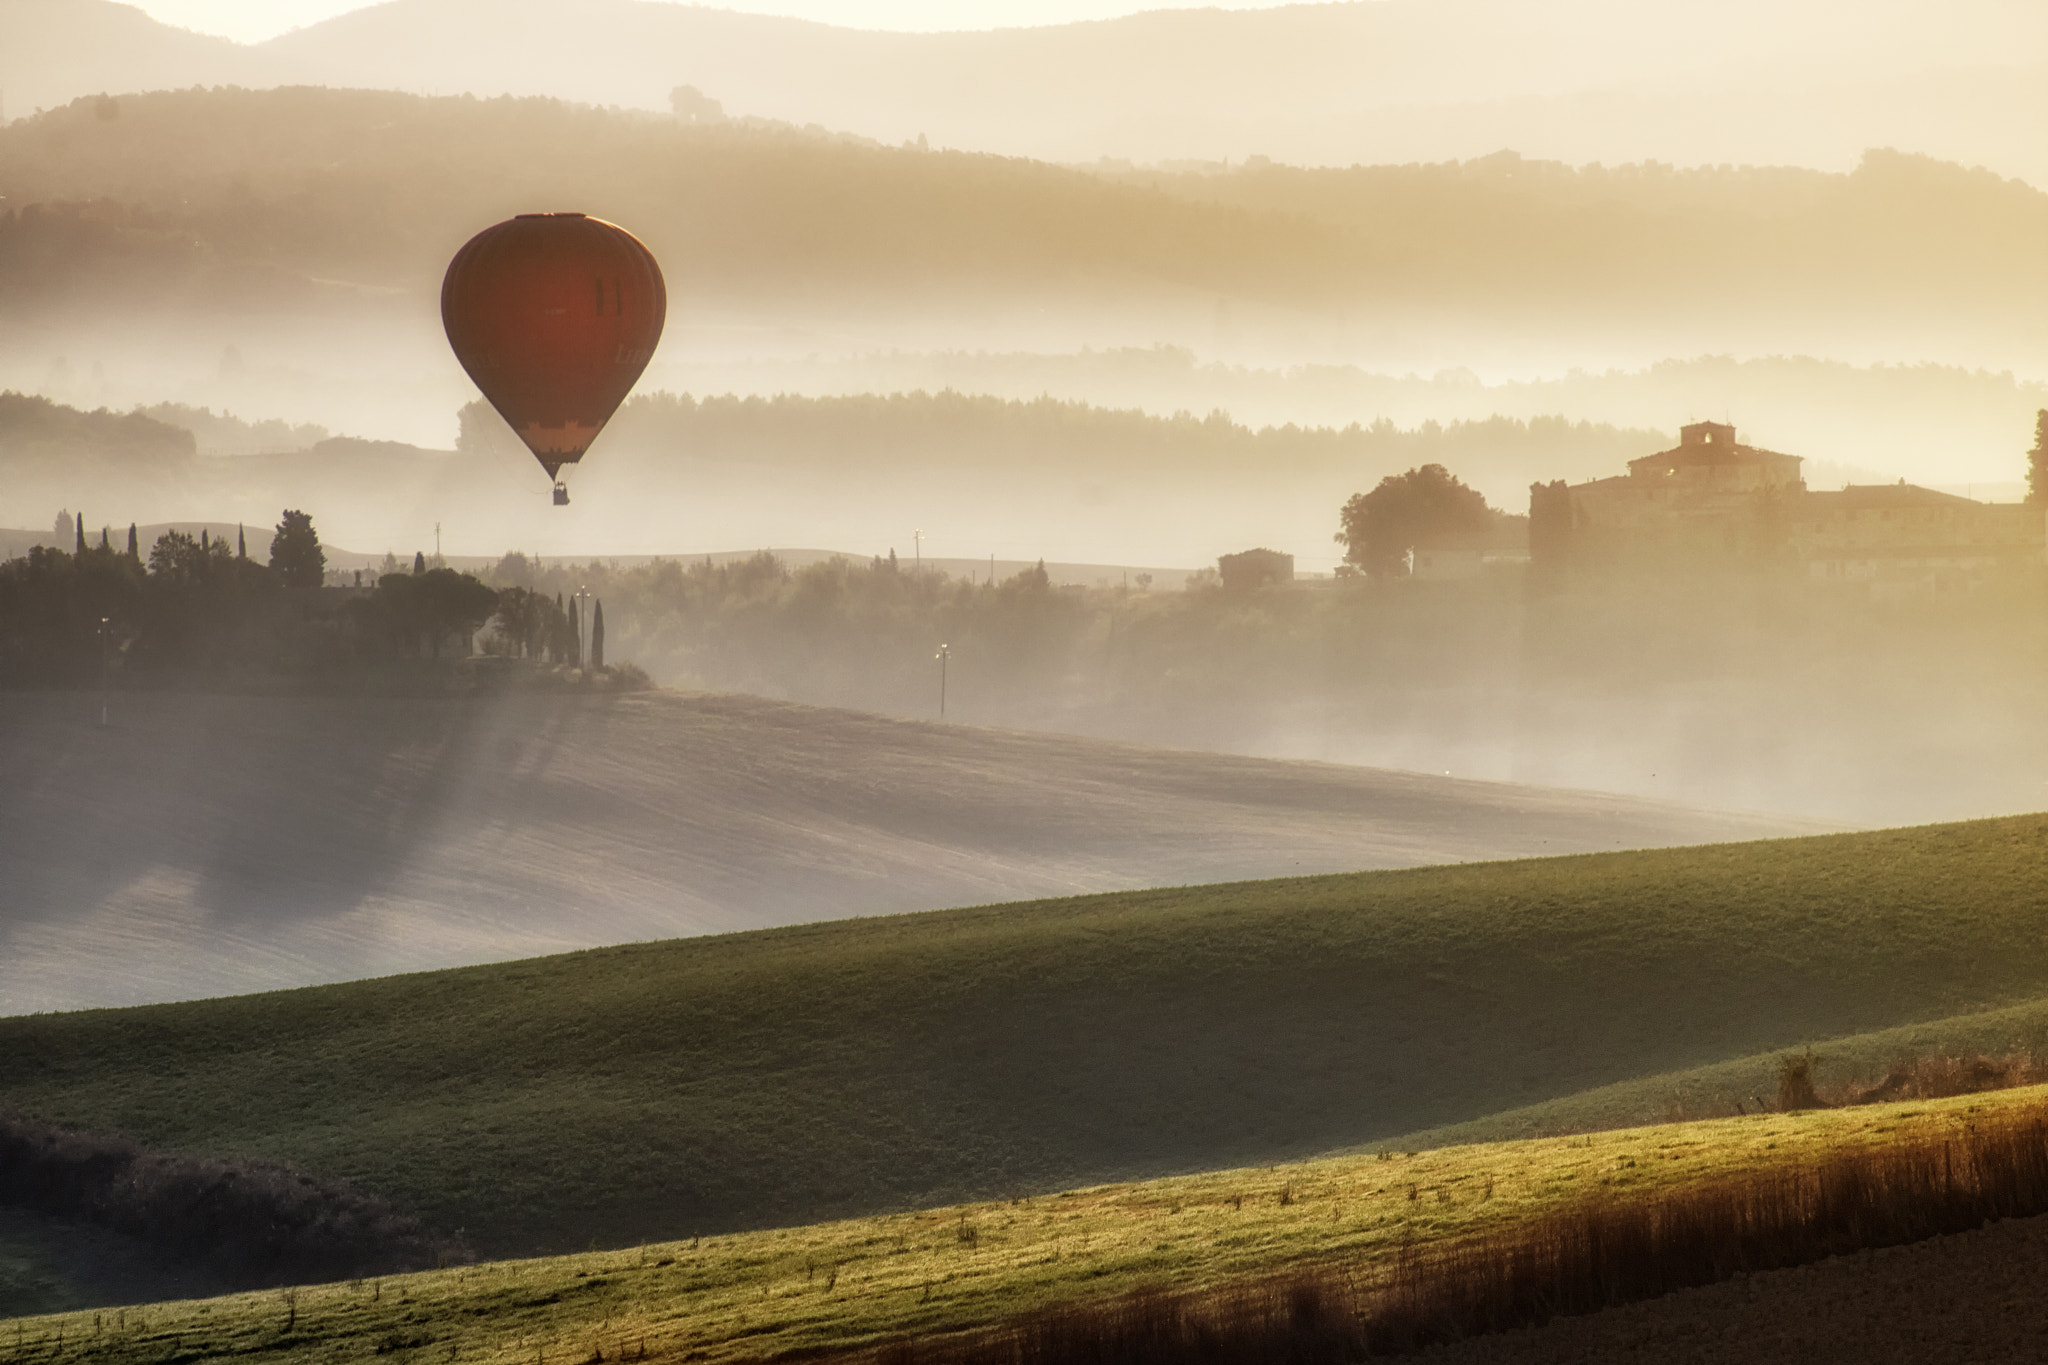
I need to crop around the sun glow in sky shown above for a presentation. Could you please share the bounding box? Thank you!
[132,0,1303,44]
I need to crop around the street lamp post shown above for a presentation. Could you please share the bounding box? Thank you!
[934,643,951,719]
[572,586,593,669]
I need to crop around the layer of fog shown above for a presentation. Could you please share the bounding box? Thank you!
[7,323,2041,565]
[0,690,1820,1014]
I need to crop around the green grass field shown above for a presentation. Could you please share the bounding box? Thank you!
[4,1088,2037,1365]
[6,813,2048,1261]
[1392,992,2048,1152]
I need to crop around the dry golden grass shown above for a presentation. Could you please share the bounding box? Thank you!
[6,1087,2038,1364]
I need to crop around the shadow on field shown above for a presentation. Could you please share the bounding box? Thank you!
[0,688,1816,1015]
[0,1110,469,1291]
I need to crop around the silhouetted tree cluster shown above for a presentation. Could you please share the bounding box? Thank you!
[0,535,144,684]
[1,509,505,685]
[486,586,572,661]
[1335,464,1503,577]
[0,1109,469,1287]
[132,524,284,671]
[345,568,500,661]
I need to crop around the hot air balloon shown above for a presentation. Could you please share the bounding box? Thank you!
[442,213,666,505]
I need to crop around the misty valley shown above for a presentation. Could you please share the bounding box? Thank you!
[7,1,2048,1360]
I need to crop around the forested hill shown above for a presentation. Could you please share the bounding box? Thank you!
[585,392,1662,487]
[0,392,193,463]
[2,86,2044,350]
[5,384,1654,553]
[6,0,2046,182]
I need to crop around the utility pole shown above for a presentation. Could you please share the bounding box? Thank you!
[913,529,923,569]
[934,643,951,719]
[435,522,442,564]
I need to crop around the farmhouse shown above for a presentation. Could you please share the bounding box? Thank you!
[1218,546,1294,591]
[1530,421,2042,594]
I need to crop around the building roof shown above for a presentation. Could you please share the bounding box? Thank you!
[1804,483,1988,510]
[1628,442,1801,475]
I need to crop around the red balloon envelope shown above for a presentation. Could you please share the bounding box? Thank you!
[441,213,666,492]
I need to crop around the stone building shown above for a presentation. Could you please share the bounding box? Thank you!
[1218,547,1294,591]
[1530,421,2041,593]
[1794,483,2040,597]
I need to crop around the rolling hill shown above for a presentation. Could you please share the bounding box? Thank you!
[9,1083,2041,1356]
[1394,992,2048,1153]
[7,83,2046,471]
[0,687,1805,1016]
[7,812,2048,1261]
[3,0,2046,183]
[7,86,2043,334]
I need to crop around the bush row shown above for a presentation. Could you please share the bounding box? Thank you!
[0,1111,470,1287]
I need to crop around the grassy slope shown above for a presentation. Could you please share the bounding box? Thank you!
[4,1087,2037,1362]
[6,816,2048,1258]
[0,689,1804,1016]
[1393,992,2048,1152]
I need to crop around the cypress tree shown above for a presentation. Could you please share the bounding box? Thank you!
[99,527,109,551]
[414,550,426,574]
[127,524,138,559]
[237,524,246,559]
[75,515,85,556]
[592,600,606,670]
[567,597,581,669]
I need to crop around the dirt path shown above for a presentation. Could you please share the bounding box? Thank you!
[0,688,1825,1014]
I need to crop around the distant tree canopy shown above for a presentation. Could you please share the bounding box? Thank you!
[1335,464,1498,577]
[348,569,501,661]
[147,527,234,583]
[2027,409,2048,506]
[0,392,195,465]
[668,85,724,123]
[592,391,1662,485]
[482,586,569,662]
[269,510,325,588]
[135,402,330,456]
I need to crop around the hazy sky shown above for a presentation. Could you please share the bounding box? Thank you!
[134,0,1290,44]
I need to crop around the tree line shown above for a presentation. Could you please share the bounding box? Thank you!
[472,390,1663,487]
[4,85,2042,331]
[0,509,605,687]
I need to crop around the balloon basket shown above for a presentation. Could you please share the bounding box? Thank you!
[553,482,570,506]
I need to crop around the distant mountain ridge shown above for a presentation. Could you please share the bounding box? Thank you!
[2,0,2045,182]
